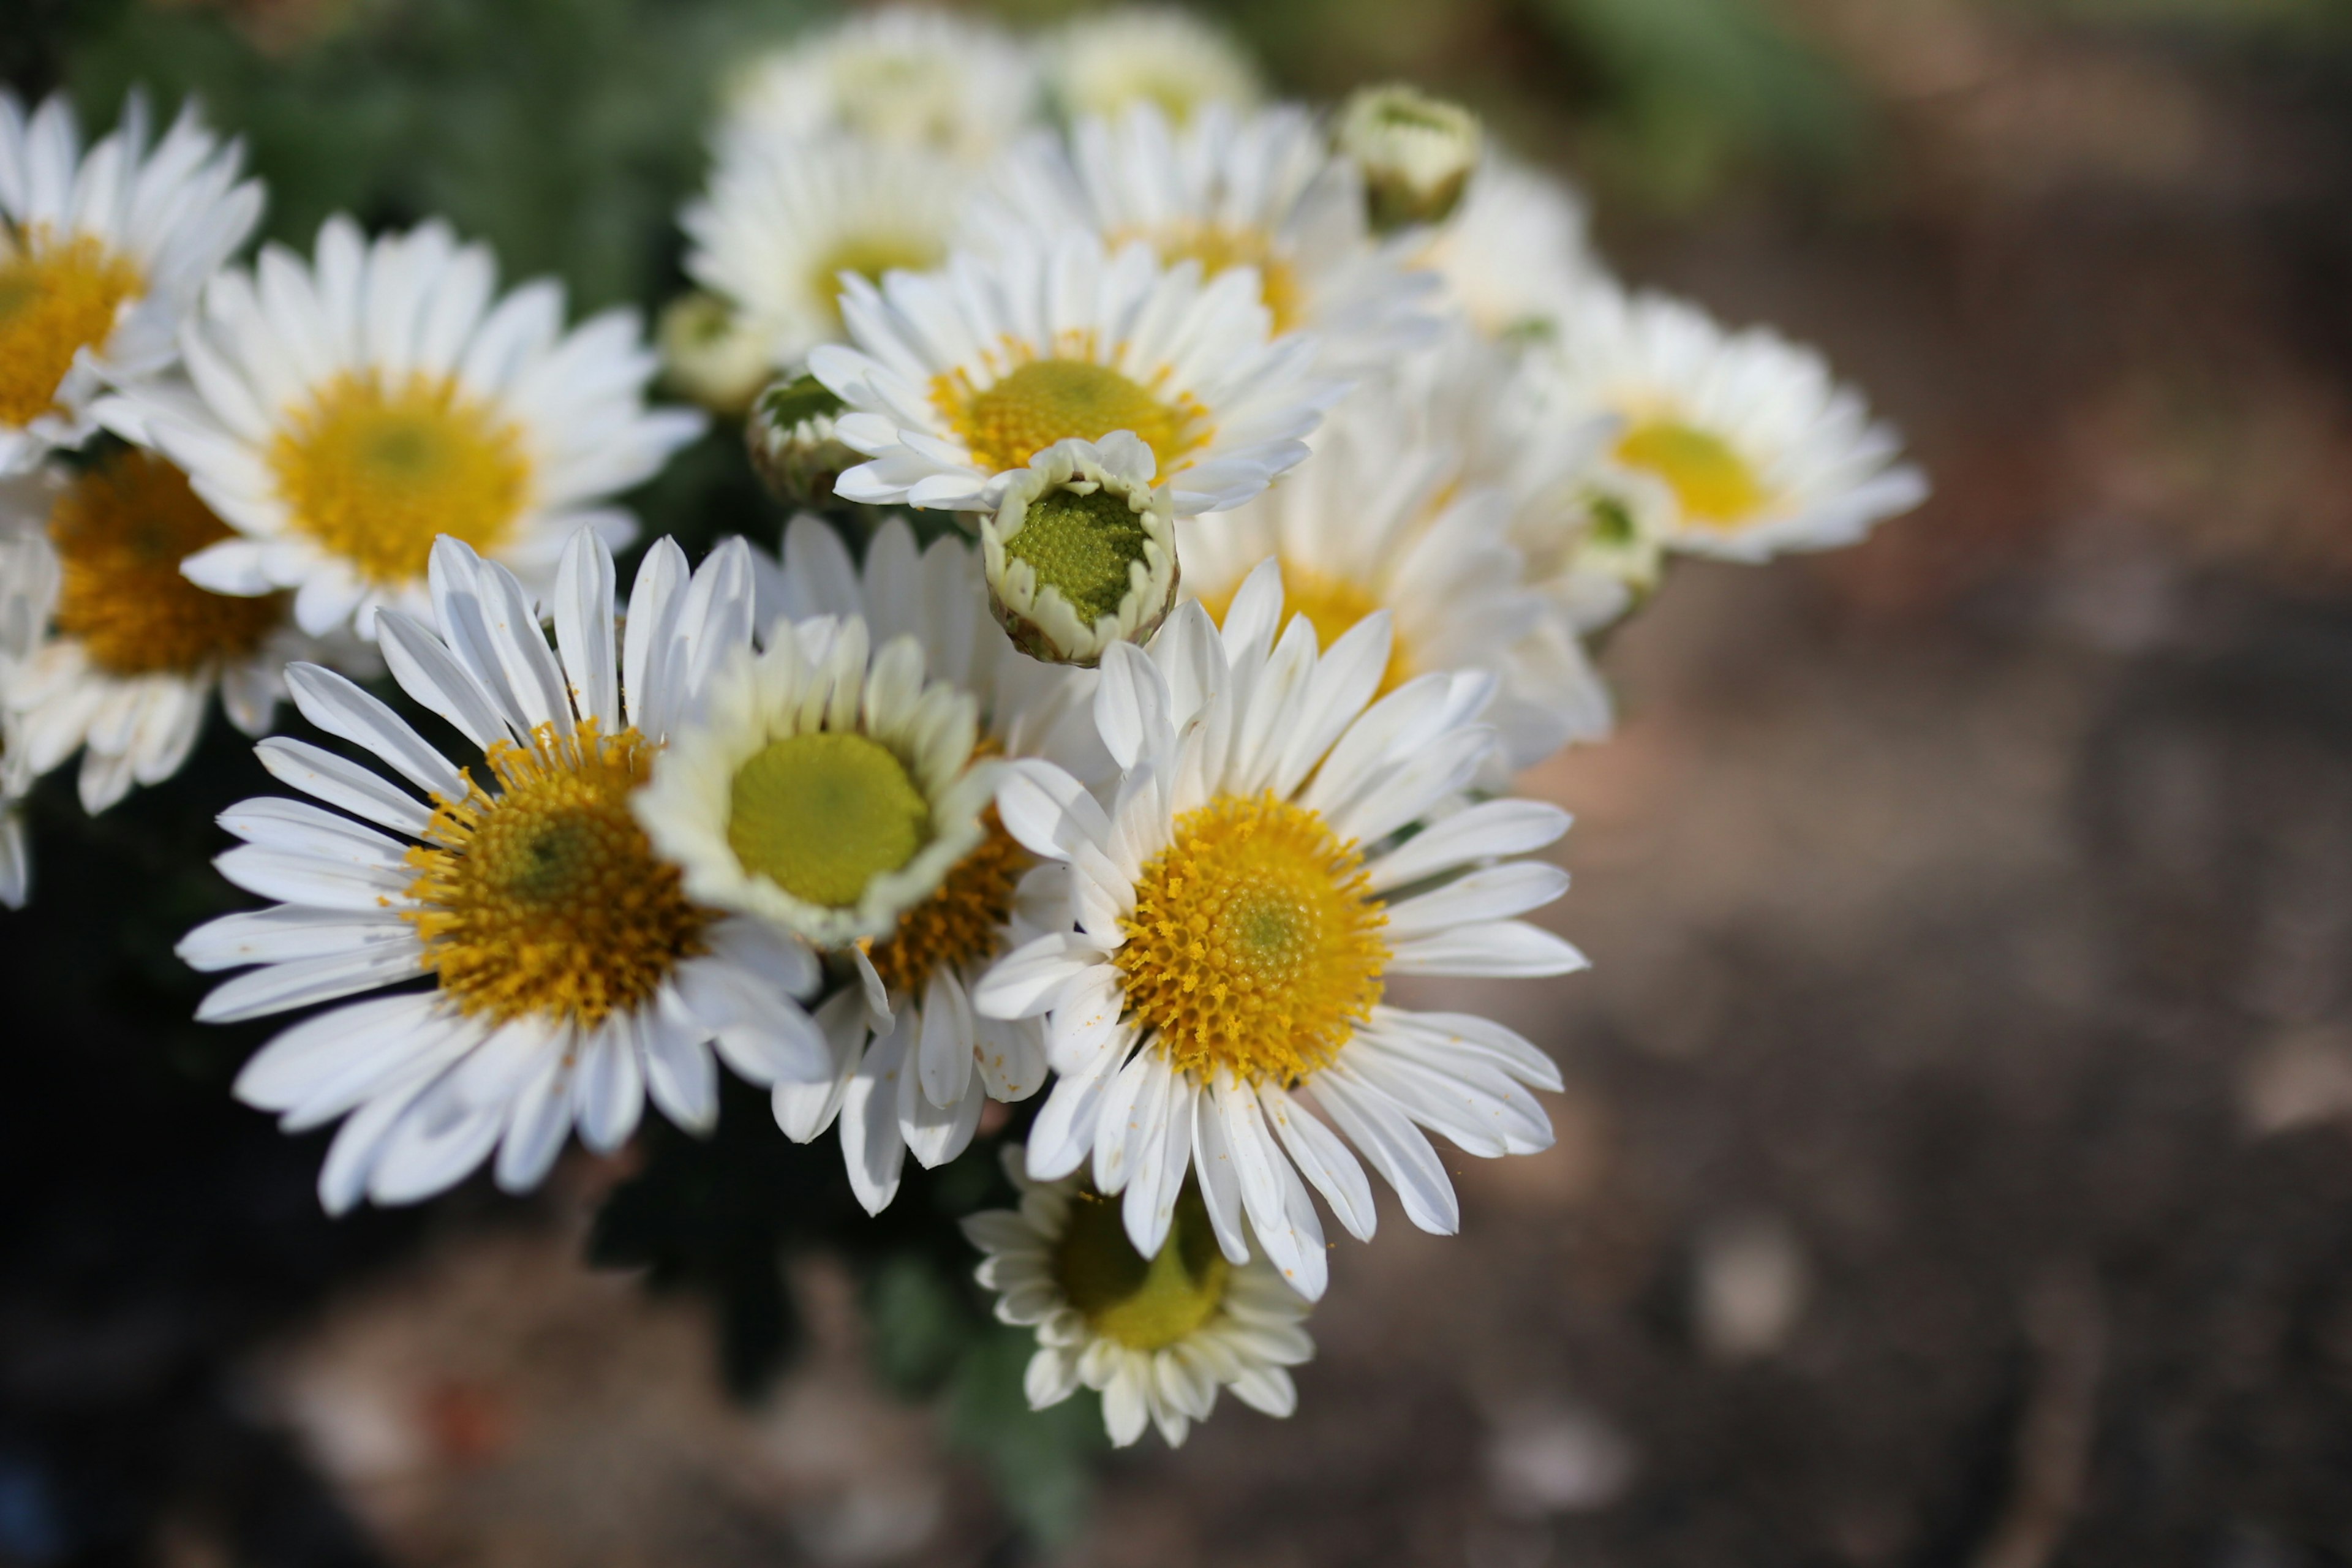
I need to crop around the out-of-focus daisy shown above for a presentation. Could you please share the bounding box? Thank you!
[976,575,1583,1298]
[810,232,1340,516]
[180,532,828,1212]
[968,102,1436,364]
[965,1144,1312,1447]
[0,512,45,909]
[720,8,1039,167]
[1041,7,1262,127]
[1416,154,1599,344]
[736,514,1102,1212]
[684,135,967,379]
[1180,383,1611,771]
[655,290,778,415]
[0,92,262,475]
[1550,279,1929,560]
[110,217,703,641]
[0,449,355,814]
[1334,83,1482,233]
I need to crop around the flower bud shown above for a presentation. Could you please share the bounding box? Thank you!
[1335,84,1483,233]
[981,434,1178,666]
[656,292,773,414]
[746,374,860,508]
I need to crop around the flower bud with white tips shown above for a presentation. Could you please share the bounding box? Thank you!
[981,434,1178,667]
[747,374,860,507]
[657,291,773,414]
[1336,84,1483,233]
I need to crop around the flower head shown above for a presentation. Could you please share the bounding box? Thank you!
[745,374,859,508]
[981,433,1178,666]
[1041,7,1262,128]
[1335,84,1483,232]
[1415,154,1599,344]
[720,8,1039,167]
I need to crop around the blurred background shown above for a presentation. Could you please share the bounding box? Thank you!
[7,0,2352,1563]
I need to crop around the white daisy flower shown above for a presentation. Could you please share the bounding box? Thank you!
[809,232,1341,516]
[107,216,704,642]
[734,513,1105,1213]
[974,570,1585,1300]
[1416,153,1600,344]
[179,531,829,1213]
[720,8,1039,167]
[967,101,1438,367]
[684,134,970,380]
[1549,278,1929,560]
[0,449,364,815]
[965,1144,1312,1448]
[0,92,262,475]
[1180,382,1611,771]
[1041,7,1263,128]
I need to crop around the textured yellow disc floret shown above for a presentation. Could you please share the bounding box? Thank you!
[271,371,531,586]
[865,812,1031,997]
[1116,791,1387,1085]
[1616,420,1768,529]
[1198,559,1411,698]
[938,356,1206,478]
[48,450,287,676]
[810,233,944,327]
[405,723,707,1027]
[1054,1181,1230,1352]
[1005,486,1153,624]
[728,731,930,908]
[1137,222,1301,337]
[0,230,142,427]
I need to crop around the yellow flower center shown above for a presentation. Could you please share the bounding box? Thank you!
[727,731,929,908]
[864,812,1031,996]
[1198,559,1411,697]
[1133,222,1302,336]
[0,228,142,428]
[47,450,288,677]
[1115,791,1387,1085]
[1005,484,1153,624]
[1615,419,1768,530]
[808,232,944,328]
[937,355,1207,478]
[270,371,532,587]
[404,722,708,1028]
[1054,1180,1231,1352]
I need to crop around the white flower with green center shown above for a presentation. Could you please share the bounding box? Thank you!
[981,433,1178,667]
[808,231,1343,517]
[104,216,705,643]
[965,100,1438,370]
[965,1145,1313,1449]
[1335,84,1483,233]
[741,514,1106,1213]
[1040,7,1263,129]
[177,532,832,1213]
[1414,153,1600,344]
[1548,277,1929,560]
[0,92,262,475]
[974,568,1586,1300]
[683,134,971,380]
[719,7,1040,168]
[1179,380,1611,772]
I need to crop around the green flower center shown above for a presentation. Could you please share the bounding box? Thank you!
[1054,1182,1231,1352]
[726,731,929,907]
[1615,420,1767,528]
[1006,486,1151,623]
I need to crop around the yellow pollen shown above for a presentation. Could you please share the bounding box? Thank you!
[728,731,929,908]
[1054,1181,1230,1352]
[1616,419,1768,530]
[936,353,1208,479]
[1198,559,1412,698]
[809,232,944,328]
[1129,222,1302,336]
[48,450,287,677]
[0,228,142,428]
[404,722,707,1028]
[1115,791,1387,1086]
[865,812,1031,996]
[270,371,531,587]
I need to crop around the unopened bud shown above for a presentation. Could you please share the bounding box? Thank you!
[1336,84,1483,233]
[747,374,860,507]
[982,434,1178,666]
[657,292,774,414]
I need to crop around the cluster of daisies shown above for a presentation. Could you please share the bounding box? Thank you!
[0,5,1923,1453]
